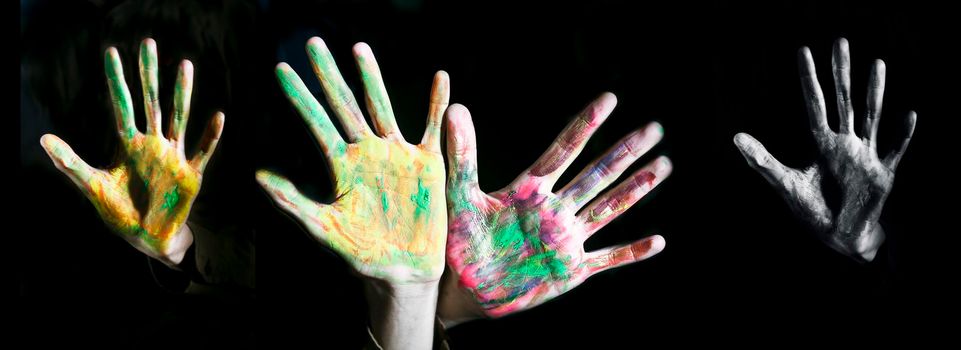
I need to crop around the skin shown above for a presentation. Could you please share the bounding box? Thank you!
[733,38,917,263]
[439,93,671,325]
[40,38,225,267]
[256,37,449,350]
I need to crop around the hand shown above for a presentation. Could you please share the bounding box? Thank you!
[439,93,671,324]
[256,37,449,285]
[256,37,449,350]
[733,38,917,263]
[40,38,225,267]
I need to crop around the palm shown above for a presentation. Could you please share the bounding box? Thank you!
[304,139,446,282]
[88,135,200,250]
[257,37,450,284]
[449,184,595,315]
[40,39,224,264]
[443,93,671,318]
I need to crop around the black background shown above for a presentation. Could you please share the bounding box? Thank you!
[18,0,956,347]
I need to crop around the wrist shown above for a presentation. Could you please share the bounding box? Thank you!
[436,269,485,328]
[153,223,194,269]
[829,223,885,263]
[363,279,439,350]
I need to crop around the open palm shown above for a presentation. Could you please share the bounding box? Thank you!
[442,93,671,319]
[256,37,450,284]
[734,38,916,262]
[40,39,224,265]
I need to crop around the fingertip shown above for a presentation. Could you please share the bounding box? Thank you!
[906,110,918,131]
[433,70,451,91]
[733,132,752,147]
[40,133,55,146]
[648,234,666,255]
[180,59,194,75]
[646,121,665,138]
[445,103,470,120]
[254,169,274,187]
[40,134,61,154]
[598,91,618,109]
[105,46,119,59]
[835,37,849,50]
[212,111,226,133]
[655,156,673,176]
[307,36,326,50]
[275,63,295,81]
[352,42,372,57]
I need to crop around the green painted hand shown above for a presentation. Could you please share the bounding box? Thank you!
[257,37,450,284]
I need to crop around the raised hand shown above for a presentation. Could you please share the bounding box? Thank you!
[256,37,450,284]
[256,37,449,349]
[40,38,225,267]
[734,38,917,263]
[439,93,671,324]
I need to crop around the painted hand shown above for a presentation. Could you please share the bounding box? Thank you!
[40,38,225,267]
[440,93,671,322]
[257,37,450,285]
[734,38,917,263]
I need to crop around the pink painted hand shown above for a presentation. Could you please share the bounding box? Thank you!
[439,93,671,325]
[256,38,450,285]
[40,38,225,267]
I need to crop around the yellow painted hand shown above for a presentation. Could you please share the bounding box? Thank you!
[40,39,225,266]
[257,37,449,284]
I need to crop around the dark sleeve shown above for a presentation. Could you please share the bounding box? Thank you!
[146,220,255,295]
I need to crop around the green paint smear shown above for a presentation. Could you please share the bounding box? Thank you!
[377,176,389,214]
[410,179,431,220]
[128,223,159,250]
[162,185,180,213]
[104,53,135,140]
[477,210,570,306]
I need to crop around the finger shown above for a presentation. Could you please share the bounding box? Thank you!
[559,121,663,209]
[170,60,194,151]
[105,47,138,141]
[445,104,480,191]
[883,111,917,170]
[863,59,886,149]
[832,38,854,134]
[528,92,617,184]
[422,70,450,152]
[40,134,98,189]
[582,234,665,276]
[799,46,831,141]
[139,38,162,135]
[256,169,314,217]
[578,156,672,236]
[276,63,347,155]
[733,133,791,188]
[353,42,402,140]
[255,169,340,248]
[306,37,373,141]
[189,111,225,173]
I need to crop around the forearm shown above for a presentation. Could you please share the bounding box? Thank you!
[364,279,439,350]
